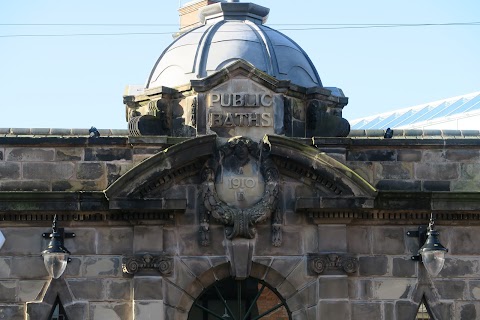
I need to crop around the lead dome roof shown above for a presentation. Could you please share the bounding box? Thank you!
[146,1,322,89]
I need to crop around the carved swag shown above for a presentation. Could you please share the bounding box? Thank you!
[200,136,279,243]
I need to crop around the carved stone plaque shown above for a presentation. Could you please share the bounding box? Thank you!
[206,79,276,139]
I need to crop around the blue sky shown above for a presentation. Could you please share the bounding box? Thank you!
[1,0,479,129]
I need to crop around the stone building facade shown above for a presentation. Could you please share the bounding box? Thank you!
[0,1,479,320]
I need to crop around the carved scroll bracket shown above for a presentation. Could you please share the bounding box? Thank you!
[308,253,358,275]
[122,254,173,276]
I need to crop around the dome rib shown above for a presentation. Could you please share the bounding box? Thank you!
[196,21,227,79]
[245,21,277,76]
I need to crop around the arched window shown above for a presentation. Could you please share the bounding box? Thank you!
[188,277,291,320]
[48,296,69,320]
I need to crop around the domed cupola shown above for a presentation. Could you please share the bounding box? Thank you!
[146,0,322,89]
[124,0,350,139]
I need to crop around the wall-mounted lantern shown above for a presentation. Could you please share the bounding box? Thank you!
[407,214,448,277]
[42,215,75,279]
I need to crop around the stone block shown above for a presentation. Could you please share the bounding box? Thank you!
[64,257,82,277]
[358,256,388,276]
[66,228,96,255]
[0,162,20,180]
[83,256,121,277]
[106,279,132,300]
[133,226,163,253]
[397,149,422,162]
[251,257,271,281]
[23,162,74,180]
[446,149,479,161]
[55,148,83,161]
[97,227,133,255]
[375,162,413,180]
[318,301,350,320]
[0,258,11,277]
[0,180,50,191]
[468,280,480,299]
[422,180,451,191]
[90,302,132,320]
[372,279,415,299]
[347,149,396,162]
[346,162,374,184]
[6,148,54,161]
[284,259,310,291]
[52,179,105,191]
[461,163,480,180]
[305,306,318,320]
[319,276,348,299]
[11,256,48,279]
[371,227,405,255]
[85,148,133,162]
[452,180,480,192]
[69,278,104,300]
[0,304,24,320]
[456,302,480,320]
[422,150,446,162]
[0,149,3,160]
[134,300,164,320]
[255,226,302,256]
[415,163,459,180]
[347,226,370,254]
[351,302,381,319]
[133,277,163,300]
[76,162,105,180]
[64,302,88,320]
[162,280,188,310]
[348,279,372,300]
[0,280,17,302]
[430,301,453,320]
[107,163,134,186]
[18,280,47,302]
[384,302,395,320]
[449,227,480,255]
[177,225,224,256]
[433,279,466,299]
[318,225,346,252]
[438,258,480,277]
[395,300,418,320]
[287,281,317,312]
[375,180,421,191]
[133,147,163,155]
[392,258,417,277]
[1,228,43,254]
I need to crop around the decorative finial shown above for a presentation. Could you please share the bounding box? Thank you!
[428,212,435,231]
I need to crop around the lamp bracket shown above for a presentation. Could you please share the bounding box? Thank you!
[42,228,76,239]
[406,225,427,261]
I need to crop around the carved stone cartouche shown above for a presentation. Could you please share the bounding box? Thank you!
[201,136,279,240]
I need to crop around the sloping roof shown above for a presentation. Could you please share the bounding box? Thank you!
[350,91,480,130]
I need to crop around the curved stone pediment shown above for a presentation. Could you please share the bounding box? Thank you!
[104,135,217,208]
[105,134,376,214]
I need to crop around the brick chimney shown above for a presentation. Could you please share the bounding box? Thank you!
[178,0,222,32]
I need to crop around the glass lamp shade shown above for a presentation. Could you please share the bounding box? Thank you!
[418,228,448,277]
[420,250,446,277]
[43,252,69,279]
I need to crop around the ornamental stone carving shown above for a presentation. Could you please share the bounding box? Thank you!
[122,254,173,276]
[201,136,279,241]
[309,253,358,275]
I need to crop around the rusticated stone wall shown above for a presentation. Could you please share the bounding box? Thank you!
[1,130,480,319]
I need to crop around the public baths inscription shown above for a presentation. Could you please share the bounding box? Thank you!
[209,92,273,128]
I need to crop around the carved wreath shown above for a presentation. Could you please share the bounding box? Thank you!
[201,137,279,240]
